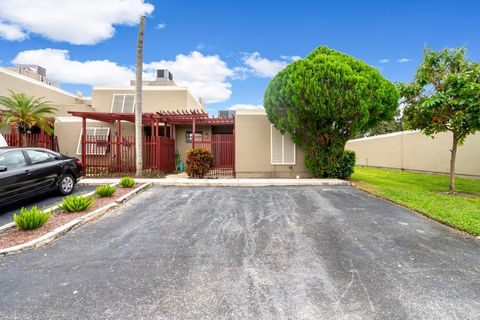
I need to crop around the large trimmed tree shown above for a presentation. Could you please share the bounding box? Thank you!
[398,47,480,193]
[264,46,399,178]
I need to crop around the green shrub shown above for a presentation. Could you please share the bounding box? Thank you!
[95,185,116,197]
[119,176,135,188]
[332,150,356,179]
[59,194,94,212]
[186,148,214,178]
[13,206,51,230]
[264,46,398,178]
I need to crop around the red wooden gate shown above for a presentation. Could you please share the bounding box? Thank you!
[82,135,175,177]
[196,133,235,177]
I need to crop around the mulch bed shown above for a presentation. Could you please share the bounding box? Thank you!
[0,186,136,250]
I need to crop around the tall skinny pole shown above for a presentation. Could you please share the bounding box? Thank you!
[135,15,145,177]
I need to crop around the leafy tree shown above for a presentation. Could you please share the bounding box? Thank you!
[355,113,404,138]
[264,46,399,177]
[0,91,57,144]
[398,47,480,193]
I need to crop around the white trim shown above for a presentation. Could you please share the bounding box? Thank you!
[270,124,296,165]
[348,130,420,142]
[235,109,267,115]
[55,117,101,123]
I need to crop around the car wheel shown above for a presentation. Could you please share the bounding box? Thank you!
[58,174,75,195]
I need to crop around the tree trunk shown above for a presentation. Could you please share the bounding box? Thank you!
[135,16,145,177]
[449,132,458,194]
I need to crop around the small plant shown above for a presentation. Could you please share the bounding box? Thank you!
[186,148,214,178]
[143,169,165,178]
[13,206,51,230]
[59,194,94,212]
[95,185,116,197]
[119,176,135,188]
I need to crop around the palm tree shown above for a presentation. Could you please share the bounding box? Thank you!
[135,15,145,177]
[0,90,57,144]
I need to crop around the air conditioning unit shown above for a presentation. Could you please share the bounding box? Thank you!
[156,69,173,81]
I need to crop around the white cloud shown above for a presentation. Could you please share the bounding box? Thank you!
[379,59,390,63]
[145,51,236,103]
[12,49,135,86]
[397,58,412,63]
[243,52,289,78]
[280,55,301,62]
[156,23,166,30]
[0,21,27,41]
[0,0,154,45]
[228,104,264,110]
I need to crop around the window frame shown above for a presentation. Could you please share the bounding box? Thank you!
[76,127,111,155]
[110,94,135,113]
[185,131,204,143]
[270,124,296,165]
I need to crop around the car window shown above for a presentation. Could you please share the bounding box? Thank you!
[0,151,28,170]
[25,150,56,165]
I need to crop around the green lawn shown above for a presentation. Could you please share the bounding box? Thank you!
[351,167,480,236]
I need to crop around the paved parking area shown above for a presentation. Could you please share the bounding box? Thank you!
[0,186,479,319]
[0,185,96,226]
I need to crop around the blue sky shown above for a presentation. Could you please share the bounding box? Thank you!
[0,0,479,115]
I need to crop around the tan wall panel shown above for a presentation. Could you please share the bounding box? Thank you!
[174,125,212,163]
[0,69,93,116]
[92,88,202,113]
[346,131,480,177]
[235,113,312,178]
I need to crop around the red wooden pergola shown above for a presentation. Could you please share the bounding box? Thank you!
[68,110,235,175]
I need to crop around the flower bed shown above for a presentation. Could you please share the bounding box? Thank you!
[0,186,136,250]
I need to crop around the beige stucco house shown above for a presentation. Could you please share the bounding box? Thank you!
[0,66,311,178]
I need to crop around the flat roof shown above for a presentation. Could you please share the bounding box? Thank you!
[0,67,80,99]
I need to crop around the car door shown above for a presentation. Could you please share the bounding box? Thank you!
[24,149,62,193]
[0,150,34,206]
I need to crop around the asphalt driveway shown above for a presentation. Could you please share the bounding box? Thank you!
[0,185,96,226]
[1,186,479,319]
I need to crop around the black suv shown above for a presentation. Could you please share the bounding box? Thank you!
[0,147,84,207]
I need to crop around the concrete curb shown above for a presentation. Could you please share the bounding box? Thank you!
[79,178,350,187]
[0,183,150,256]
[115,182,152,203]
[0,184,117,233]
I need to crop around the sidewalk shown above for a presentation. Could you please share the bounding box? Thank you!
[78,177,349,187]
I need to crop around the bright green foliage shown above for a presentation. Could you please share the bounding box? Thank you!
[398,47,480,192]
[13,206,51,230]
[264,46,399,178]
[352,167,480,236]
[59,194,94,212]
[331,150,356,179]
[0,90,57,134]
[186,148,214,178]
[119,176,135,188]
[95,185,116,197]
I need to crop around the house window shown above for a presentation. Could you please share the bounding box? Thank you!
[76,128,111,155]
[271,125,295,165]
[111,94,135,113]
[186,131,203,143]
